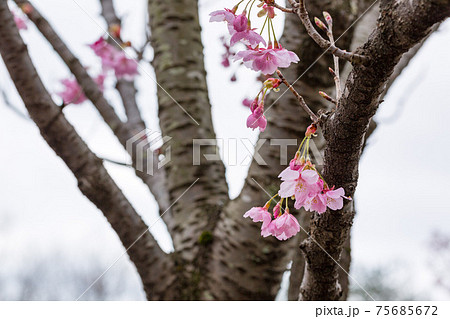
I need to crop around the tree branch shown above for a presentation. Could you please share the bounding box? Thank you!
[0,2,176,300]
[287,0,368,64]
[299,0,450,300]
[277,69,319,123]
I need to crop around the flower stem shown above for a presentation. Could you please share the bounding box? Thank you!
[269,17,278,46]
[247,0,257,19]
[297,136,307,153]
[260,16,269,35]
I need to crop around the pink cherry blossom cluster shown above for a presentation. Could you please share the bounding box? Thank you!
[244,204,300,241]
[56,32,140,106]
[210,1,300,132]
[244,124,351,240]
[89,37,139,80]
[57,74,105,105]
[209,1,299,76]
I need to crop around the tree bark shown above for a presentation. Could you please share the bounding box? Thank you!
[147,0,229,299]
[299,0,450,300]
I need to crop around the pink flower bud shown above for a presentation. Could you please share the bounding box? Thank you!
[273,201,282,218]
[319,91,333,102]
[305,124,317,138]
[263,78,281,90]
[314,17,328,32]
[109,24,121,39]
[323,11,333,27]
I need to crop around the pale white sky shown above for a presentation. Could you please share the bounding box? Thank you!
[0,0,449,300]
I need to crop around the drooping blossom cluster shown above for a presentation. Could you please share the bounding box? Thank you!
[244,124,351,240]
[210,1,300,132]
[209,1,299,75]
[56,28,140,106]
[89,37,139,80]
[57,74,105,105]
[245,77,281,132]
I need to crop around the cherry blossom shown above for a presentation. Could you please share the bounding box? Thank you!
[262,210,300,240]
[243,206,271,229]
[246,105,267,131]
[89,37,138,80]
[13,12,27,30]
[57,74,105,105]
[209,9,236,24]
[322,188,346,211]
[230,13,266,48]
[112,52,139,79]
[234,44,299,75]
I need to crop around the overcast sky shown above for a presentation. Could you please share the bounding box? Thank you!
[0,0,449,300]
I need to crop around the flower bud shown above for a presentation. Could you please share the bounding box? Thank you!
[305,124,317,138]
[109,24,121,38]
[273,201,282,218]
[20,4,33,14]
[323,11,333,28]
[257,8,267,18]
[319,91,333,102]
[264,78,281,90]
[314,17,328,32]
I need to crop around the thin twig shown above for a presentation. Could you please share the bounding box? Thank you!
[323,12,342,102]
[101,157,133,167]
[276,69,319,123]
[268,2,294,13]
[287,0,368,64]
[1,87,29,120]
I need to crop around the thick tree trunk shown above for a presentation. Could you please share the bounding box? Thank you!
[147,0,229,300]
[299,0,450,300]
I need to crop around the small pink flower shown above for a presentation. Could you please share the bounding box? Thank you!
[323,187,346,210]
[289,156,304,171]
[242,98,253,108]
[273,201,282,219]
[209,9,236,24]
[230,13,266,48]
[89,38,138,80]
[304,193,327,214]
[13,12,27,30]
[89,37,112,57]
[113,52,139,79]
[244,206,272,229]
[246,106,267,132]
[262,211,300,240]
[264,5,276,19]
[58,78,85,105]
[221,57,230,67]
[234,44,299,75]
[278,167,300,198]
[57,75,105,105]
